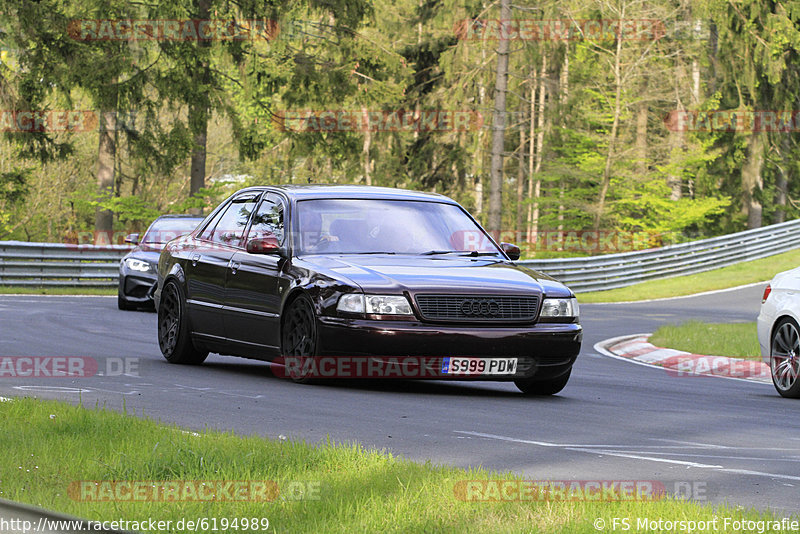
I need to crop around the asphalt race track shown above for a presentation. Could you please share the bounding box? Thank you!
[1,283,798,515]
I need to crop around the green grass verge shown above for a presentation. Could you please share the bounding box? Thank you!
[0,286,116,295]
[649,321,761,360]
[576,248,800,303]
[0,397,793,533]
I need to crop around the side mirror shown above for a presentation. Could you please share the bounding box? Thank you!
[124,233,140,245]
[500,242,520,260]
[246,235,281,254]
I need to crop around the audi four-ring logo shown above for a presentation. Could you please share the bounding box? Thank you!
[460,299,500,316]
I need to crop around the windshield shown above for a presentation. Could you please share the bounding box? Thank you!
[294,199,502,255]
[142,217,204,244]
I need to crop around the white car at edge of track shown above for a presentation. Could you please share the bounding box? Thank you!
[757,266,800,398]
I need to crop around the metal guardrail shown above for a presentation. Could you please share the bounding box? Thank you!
[1,219,798,291]
[519,219,800,292]
[0,241,131,287]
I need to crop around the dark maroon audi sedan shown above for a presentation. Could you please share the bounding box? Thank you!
[154,185,582,395]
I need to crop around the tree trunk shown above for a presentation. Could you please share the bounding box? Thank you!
[691,59,700,105]
[516,103,526,244]
[594,35,623,232]
[741,132,765,229]
[532,53,547,243]
[557,52,568,235]
[635,99,647,174]
[362,105,372,185]
[188,0,212,213]
[487,0,511,235]
[775,137,789,223]
[775,171,788,224]
[189,104,207,196]
[667,129,684,201]
[95,111,116,244]
[526,74,536,243]
[472,13,487,216]
[667,61,687,200]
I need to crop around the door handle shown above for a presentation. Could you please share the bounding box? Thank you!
[230,261,241,274]
[191,254,200,266]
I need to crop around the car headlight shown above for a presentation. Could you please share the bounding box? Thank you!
[124,258,154,273]
[336,294,413,316]
[540,297,579,319]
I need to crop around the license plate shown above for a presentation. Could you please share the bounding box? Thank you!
[441,357,518,375]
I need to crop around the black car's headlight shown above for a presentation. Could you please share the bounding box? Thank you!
[336,294,413,316]
[124,258,155,273]
[540,297,579,320]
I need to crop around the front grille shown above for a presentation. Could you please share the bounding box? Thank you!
[414,294,539,322]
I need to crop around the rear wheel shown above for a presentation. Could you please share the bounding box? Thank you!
[770,319,800,398]
[157,280,207,365]
[514,370,571,396]
[281,295,318,383]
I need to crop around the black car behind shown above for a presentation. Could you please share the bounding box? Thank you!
[118,214,204,310]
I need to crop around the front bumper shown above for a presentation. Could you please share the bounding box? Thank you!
[316,317,581,380]
[119,272,158,304]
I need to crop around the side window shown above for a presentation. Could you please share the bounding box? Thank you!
[246,196,285,245]
[208,197,258,247]
[198,204,231,241]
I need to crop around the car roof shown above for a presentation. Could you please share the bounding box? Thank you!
[154,214,206,219]
[237,184,456,203]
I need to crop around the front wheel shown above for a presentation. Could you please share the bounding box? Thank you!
[281,295,319,384]
[514,370,571,396]
[770,319,800,398]
[157,280,208,365]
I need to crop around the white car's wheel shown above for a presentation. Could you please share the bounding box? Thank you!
[770,318,800,398]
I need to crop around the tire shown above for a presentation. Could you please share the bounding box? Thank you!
[770,318,800,398]
[157,280,208,365]
[514,370,571,396]
[281,295,319,384]
[117,292,136,311]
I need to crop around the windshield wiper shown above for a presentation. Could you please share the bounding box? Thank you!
[459,250,501,257]
[419,250,500,257]
[419,250,460,255]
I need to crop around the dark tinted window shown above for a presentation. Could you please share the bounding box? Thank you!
[294,199,501,255]
[203,197,258,247]
[198,204,231,241]
[246,196,285,245]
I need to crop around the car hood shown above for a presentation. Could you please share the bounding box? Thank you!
[123,249,161,264]
[138,242,166,252]
[300,255,572,297]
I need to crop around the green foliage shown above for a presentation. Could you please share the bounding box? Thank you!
[0,167,30,236]
[0,168,29,204]
[612,179,731,236]
[169,182,231,213]
[94,196,161,226]
[1,0,799,246]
